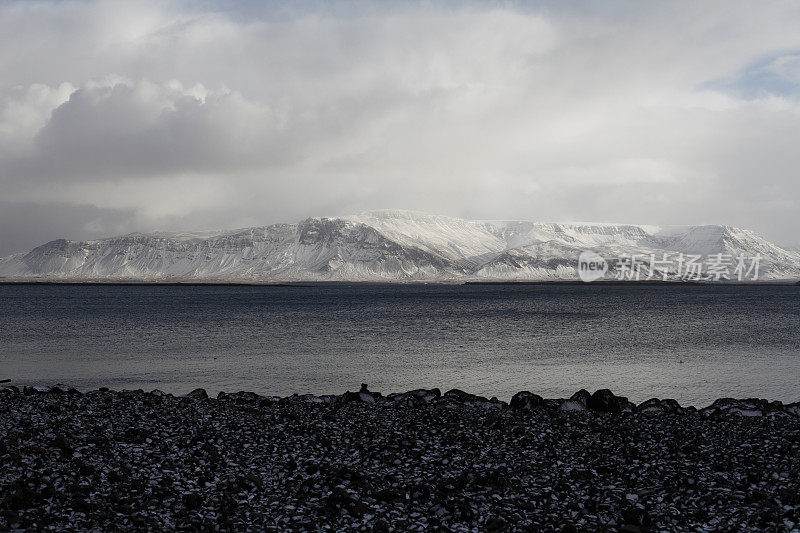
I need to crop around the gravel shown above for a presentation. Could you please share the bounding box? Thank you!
[1,384,799,532]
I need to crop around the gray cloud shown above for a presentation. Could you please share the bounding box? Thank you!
[6,81,286,181]
[0,1,799,255]
[0,201,136,254]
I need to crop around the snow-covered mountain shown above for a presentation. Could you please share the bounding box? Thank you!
[1,210,798,282]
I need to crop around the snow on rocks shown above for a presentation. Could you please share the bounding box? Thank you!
[1,386,799,531]
[386,388,441,407]
[569,388,592,408]
[559,389,591,412]
[700,397,791,418]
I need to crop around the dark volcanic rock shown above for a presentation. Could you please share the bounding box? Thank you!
[1,387,798,531]
[558,389,593,411]
[700,397,775,417]
[510,391,544,412]
[185,388,209,399]
[343,384,383,404]
[0,385,19,396]
[443,388,486,402]
[443,388,502,406]
[387,388,441,407]
[588,389,629,413]
[217,390,263,404]
[570,388,592,407]
[638,397,685,414]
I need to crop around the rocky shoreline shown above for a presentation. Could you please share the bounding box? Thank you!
[1,385,799,532]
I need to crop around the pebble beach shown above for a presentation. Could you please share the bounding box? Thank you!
[1,385,799,532]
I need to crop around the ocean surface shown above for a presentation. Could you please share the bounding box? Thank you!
[1,283,799,406]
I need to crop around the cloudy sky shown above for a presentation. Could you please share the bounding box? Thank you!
[1,0,799,254]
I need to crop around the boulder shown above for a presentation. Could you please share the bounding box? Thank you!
[637,398,685,414]
[510,391,543,412]
[557,389,592,411]
[293,394,325,403]
[46,384,81,394]
[217,391,262,403]
[443,389,491,404]
[442,389,496,406]
[588,389,623,413]
[570,389,592,407]
[387,388,441,407]
[0,384,19,396]
[699,398,779,417]
[343,384,383,404]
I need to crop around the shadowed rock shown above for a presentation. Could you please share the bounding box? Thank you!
[510,391,544,412]
[343,384,383,404]
[387,388,441,407]
[588,389,625,413]
[638,398,685,414]
[185,388,209,399]
[443,389,494,405]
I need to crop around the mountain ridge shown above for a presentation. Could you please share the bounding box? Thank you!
[1,210,798,282]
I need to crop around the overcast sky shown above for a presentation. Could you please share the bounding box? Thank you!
[1,0,799,254]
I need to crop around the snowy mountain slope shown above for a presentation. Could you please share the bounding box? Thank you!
[0,210,798,281]
[286,217,466,280]
[477,221,661,251]
[341,210,505,269]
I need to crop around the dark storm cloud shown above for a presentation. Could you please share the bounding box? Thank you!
[3,81,286,183]
[0,201,137,255]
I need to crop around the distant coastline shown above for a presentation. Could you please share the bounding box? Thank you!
[1,278,798,286]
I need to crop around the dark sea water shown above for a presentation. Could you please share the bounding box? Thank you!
[1,283,799,406]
